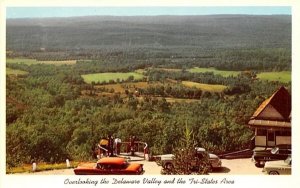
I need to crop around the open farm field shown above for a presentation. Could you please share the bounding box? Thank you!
[136,96,201,104]
[182,81,227,92]
[124,81,162,89]
[95,84,125,93]
[7,58,76,65]
[81,72,144,84]
[164,97,201,103]
[38,60,76,65]
[7,58,38,65]
[188,67,240,77]
[6,67,28,75]
[156,68,182,72]
[257,71,291,83]
[135,69,146,74]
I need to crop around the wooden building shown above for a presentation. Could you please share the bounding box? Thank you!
[248,86,291,147]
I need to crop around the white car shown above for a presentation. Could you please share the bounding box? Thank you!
[158,147,221,170]
[262,155,291,175]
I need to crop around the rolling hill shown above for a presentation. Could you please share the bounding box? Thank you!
[6,15,291,52]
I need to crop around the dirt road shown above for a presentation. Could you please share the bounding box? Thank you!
[20,158,263,175]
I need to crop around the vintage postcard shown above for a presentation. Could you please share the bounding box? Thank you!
[1,0,299,188]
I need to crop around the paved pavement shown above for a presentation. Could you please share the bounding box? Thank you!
[210,158,263,175]
[18,158,263,175]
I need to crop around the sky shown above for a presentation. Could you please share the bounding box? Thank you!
[6,6,291,18]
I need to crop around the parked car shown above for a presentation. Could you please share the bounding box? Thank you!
[157,147,221,171]
[262,155,291,175]
[74,157,144,175]
[252,144,291,167]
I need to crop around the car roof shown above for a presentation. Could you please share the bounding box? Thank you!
[195,147,206,152]
[97,157,126,165]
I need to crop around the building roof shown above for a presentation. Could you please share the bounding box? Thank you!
[249,86,291,127]
[248,119,291,129]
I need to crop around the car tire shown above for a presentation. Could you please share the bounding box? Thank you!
[208,164,213,172]
[255,161,264,168]
[269,171,279,175]
[165,163,174,170]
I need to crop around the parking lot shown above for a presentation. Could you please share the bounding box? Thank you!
[20,158,263,175]
[210,158,263,175]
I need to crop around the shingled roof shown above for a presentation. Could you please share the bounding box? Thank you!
[250,86,291,122]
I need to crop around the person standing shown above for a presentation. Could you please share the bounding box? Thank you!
[99,138,108,157]
[115,137,122,155]
[130,136,136,156]
[108,135,115,157]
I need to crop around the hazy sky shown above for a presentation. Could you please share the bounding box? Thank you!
[7,6,291,18]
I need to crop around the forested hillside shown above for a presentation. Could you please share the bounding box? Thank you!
[7,15,291,71]
[7,15,290,51]
[6,15,291,168]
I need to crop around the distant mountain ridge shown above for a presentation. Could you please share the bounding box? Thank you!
[6,15,291,52]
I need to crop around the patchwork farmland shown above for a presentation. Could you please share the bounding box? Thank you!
[188,67,240,77]
[81,72,144,84]
[7,58,76,65]
[6,67,28,75]
[182,81,227,92]
[257,71,291,83]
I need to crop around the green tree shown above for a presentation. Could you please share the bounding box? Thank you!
[162,123,210,175]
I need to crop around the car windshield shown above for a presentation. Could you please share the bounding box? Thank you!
[121,162,130,169]
[271,147,279,154]
[97,162,129,170]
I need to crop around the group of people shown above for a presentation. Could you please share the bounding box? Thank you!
[97,135,137,158]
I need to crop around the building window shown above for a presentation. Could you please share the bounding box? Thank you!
[257,129,267,136]
[268,131,275,141]
[275,130,291,136]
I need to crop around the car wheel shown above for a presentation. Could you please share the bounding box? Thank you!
[255,161,264,168]
[269,171,279,175]
[165,163,174,170]
[208,164,213,172]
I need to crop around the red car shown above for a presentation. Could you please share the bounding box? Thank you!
[74,157,144,175]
